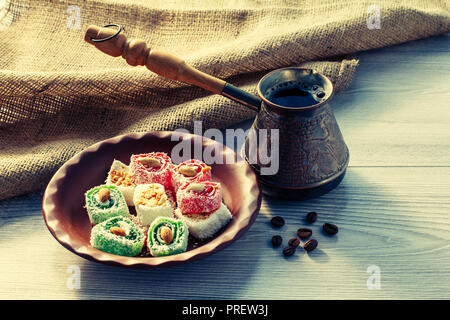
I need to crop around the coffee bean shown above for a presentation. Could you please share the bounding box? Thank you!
[271,235,283,247]
[288,237,300,248]
[270,216,285,228]
[303,239,318,252]
[283,246,296,257]
[297,228,312,239]
[306,211,318,223]
[323,223,338,235]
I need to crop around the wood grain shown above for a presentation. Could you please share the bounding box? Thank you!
[0,167,449,299]
[0,33,449,299]
[331,35,450,167]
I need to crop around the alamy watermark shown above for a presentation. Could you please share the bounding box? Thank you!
[0,0,13,30]
[366,265,381,290]
[367,5,381,30]
[66,4,81,30]
[170,121,279,176]
[66,265,81,290]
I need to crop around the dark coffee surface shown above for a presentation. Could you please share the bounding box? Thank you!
[265,81,325,107]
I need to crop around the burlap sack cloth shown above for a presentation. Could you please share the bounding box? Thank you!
[0,0,449,200]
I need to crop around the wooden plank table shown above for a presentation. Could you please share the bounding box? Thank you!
[0,34,449,300]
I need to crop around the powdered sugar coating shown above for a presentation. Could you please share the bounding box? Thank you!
[172,159,212,192]
[174,203,232,240]
[147,217,189,256]
[176,181,222,214]
[90,216,145,256]
[129,152,173,189]
[105,159,135,206]
[85,184,129,225]
[133,183,174,226]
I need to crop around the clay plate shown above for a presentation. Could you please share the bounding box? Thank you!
[42,131,261,268]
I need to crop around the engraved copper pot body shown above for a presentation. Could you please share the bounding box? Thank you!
[242,68,349,199]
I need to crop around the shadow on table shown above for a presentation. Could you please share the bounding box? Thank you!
[257,177,350,266]
[78,233,261,299]
[261,171,350,223]
[0,192,46,242]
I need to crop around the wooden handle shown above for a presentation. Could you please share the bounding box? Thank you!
[84,25,226,94]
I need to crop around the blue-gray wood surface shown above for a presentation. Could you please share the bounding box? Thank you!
[0,34,449,299]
